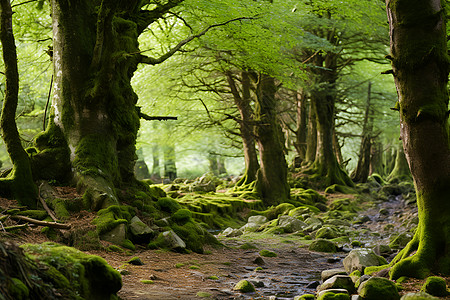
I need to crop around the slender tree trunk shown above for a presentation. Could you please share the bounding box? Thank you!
[352,82,373,183]
[0,0,38,207]
[387,142,411,182]
[369,139,384,176]
[294,89,308,161]
[254,74,290,205]
[226,71,260,186]
[305,100,317,165]
[151,144,161,180]
[386,0,450,279]
[310,54,353,187]
[163,144,177,181]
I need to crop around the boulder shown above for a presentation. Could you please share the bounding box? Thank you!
[317,289,350,300]
[129,216,154,243]
[309,239,337,253]
[100,223,127,245]
[233,279,255,293]
[221,227,243,237]
[317,275,356,294]
[357,277,400,300]
[159,230,186,251]
[421,276,449,297]
[277,215,307,233]
[343,249,387,273]
[321,268,348,282]
[316,226,339,239]
[241,215,268,231]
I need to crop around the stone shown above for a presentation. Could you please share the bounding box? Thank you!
[357,277,400,300]
[316,226,339,239]
[129,216,154,243]
[294,294,315,300]
[372,244,392,256]
[305,216,323,227]
[277,215,307,233]
[241,216,267,231]
[318,275,356,294]
[221,227,243,237]
[253,256,265,265]
[321,268,348,282]
[343,249,387,273]
[421,276,449,297]
[309,239,337,253]
[389,232,412,250]
[400,292,439,299]
[160,230,186,251]
[127,257,144,265]
[100,223,127,245]
[233,279,255,293]
[326,219,351,227]
[317,289,350,300]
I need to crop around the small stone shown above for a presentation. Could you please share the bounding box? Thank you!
[317,275,356,294]
[343,249,387,273]
[357,277,399,300]
[127,257,144,265]
[316,227,339,239]
[317,289,349,300]
[321,268,348,282]
[309,239,337,253]
[421,276,449,297]
[233,279,256,293]
[253,256,266,265]
[400,292,439,299]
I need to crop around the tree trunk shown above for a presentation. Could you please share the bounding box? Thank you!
[386,0,450,279]
[310,54,353,187]
[369,138,384,176]
[305,99,317,165]
[352,82,373,183]
[163,144,177,181]
[293,89,308,161]
[0,0,38,207]
[254,73,290,205]
[226,71,260,186]
[151,144,161,181]
[387,142,411,182]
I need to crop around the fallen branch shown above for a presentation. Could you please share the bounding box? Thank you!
[38,183,58,222]
[138,111,178,121]
[3,224,28,232]
[11,215,71,230]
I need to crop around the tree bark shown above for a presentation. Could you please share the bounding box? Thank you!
[0,0,38,207]
[163,144,177,181]
[309,54,353,187]
[293,89,308,161]
[369,138,384,176]
[387,142,411,182]
[386,0,450,279]
[305,100,317,164]
[226,71,260,186]
[254,74,290,205]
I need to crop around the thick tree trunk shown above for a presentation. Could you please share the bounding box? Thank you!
[386,0,450,278]
[226,71,260,186]
[310,54,353,187]
[0,0,38,207]
[254,74,290,205]
[352,82,373,183]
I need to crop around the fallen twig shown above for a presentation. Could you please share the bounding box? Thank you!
[11,215,71,230]
[38,183,58,222]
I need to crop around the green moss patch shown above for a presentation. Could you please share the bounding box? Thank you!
[233,279,255,293]
[259,249,277,257]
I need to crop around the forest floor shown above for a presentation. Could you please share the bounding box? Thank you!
[2,191,450,299]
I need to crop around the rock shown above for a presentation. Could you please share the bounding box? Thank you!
[355,275,371,288]
[294,294,315,300]
[372,244,392,256]
[354,215,371,224]
[253,256,265,265]
[318,275,356,294]
[306,281,320,289]
[316,226,339,239]
[389,232,412,250]
[357,277,400,300]
[233,279,256,293]
[321,268,348,282]
[241,216,268,231]
[129,216,154,243]
[400,292,439,299]
[317,289,350,300]
[326,219,351,227]
[343,249,387,273]
[305,216,323,227]
[259,249,277,257]
[127,257,144,265]
[421,276,449,297]
[100,223,127,245]
[351,296,362,300]
[160,230,186,251]
[309,239,337,253]
[277,215,307,233]
[221,227,243,237]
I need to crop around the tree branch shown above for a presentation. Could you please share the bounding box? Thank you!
[138,111,177,121]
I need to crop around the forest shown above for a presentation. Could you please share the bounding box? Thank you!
[0,0,449,299]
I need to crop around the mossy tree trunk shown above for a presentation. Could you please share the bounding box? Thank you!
[369,139,384,176]
[163,144,177,181]
[309,53,354,187]
[305,99,317,165]
[0,0,38,207]
[254,73,290,205]
[32,1,183,209]
[226,71,260,186]
[386,0,450,279]
[293,89,308,163]
[387,142,411,182]
[352,82,374,183]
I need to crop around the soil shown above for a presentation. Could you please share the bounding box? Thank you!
[1,189,450,299]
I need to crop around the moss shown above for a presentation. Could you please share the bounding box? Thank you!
[171,221,209,253]
[296,295,315,300]
[121,239,135,251]
[316,226,339,239]
[22,242,122,299]
[358,277,399,300]
[421,276,449,297]
[233,279,255,293]
[157,197,181,213]
[255,267,263,271]
[107,245,124,253]
[364,265,389,275]
[175,263,185,268]
[8,278,29,300]
[18,210,48,220]
[207,275,219,280]
[140,279,154,284]
[239,243,258,250]
[196,291,212,297]
[44,266,70,288]
[172,209,192,224]
[317,292,350,300]
[308,239,337,253]
[259,249,277,257]
[93,205,133,235]
[189,265,200,270]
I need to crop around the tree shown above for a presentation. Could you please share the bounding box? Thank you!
[0,0,38,207]
[386,0,450,279]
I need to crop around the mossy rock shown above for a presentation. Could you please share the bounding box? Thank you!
[17,210,48,220]
[157,197,181,213]
[172,209,193,224]
[317,290,350,300]
[295,294,315,300]
[421,276,449,297]
[259,249,277,257]
[8,278,29,300]
[400,292,440,299]
[358,277,400,300]
[233,279,255,293]
[325,184,357,195]
[22,242,121,299]
[309,239,337,253]
[316,226,339,239]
